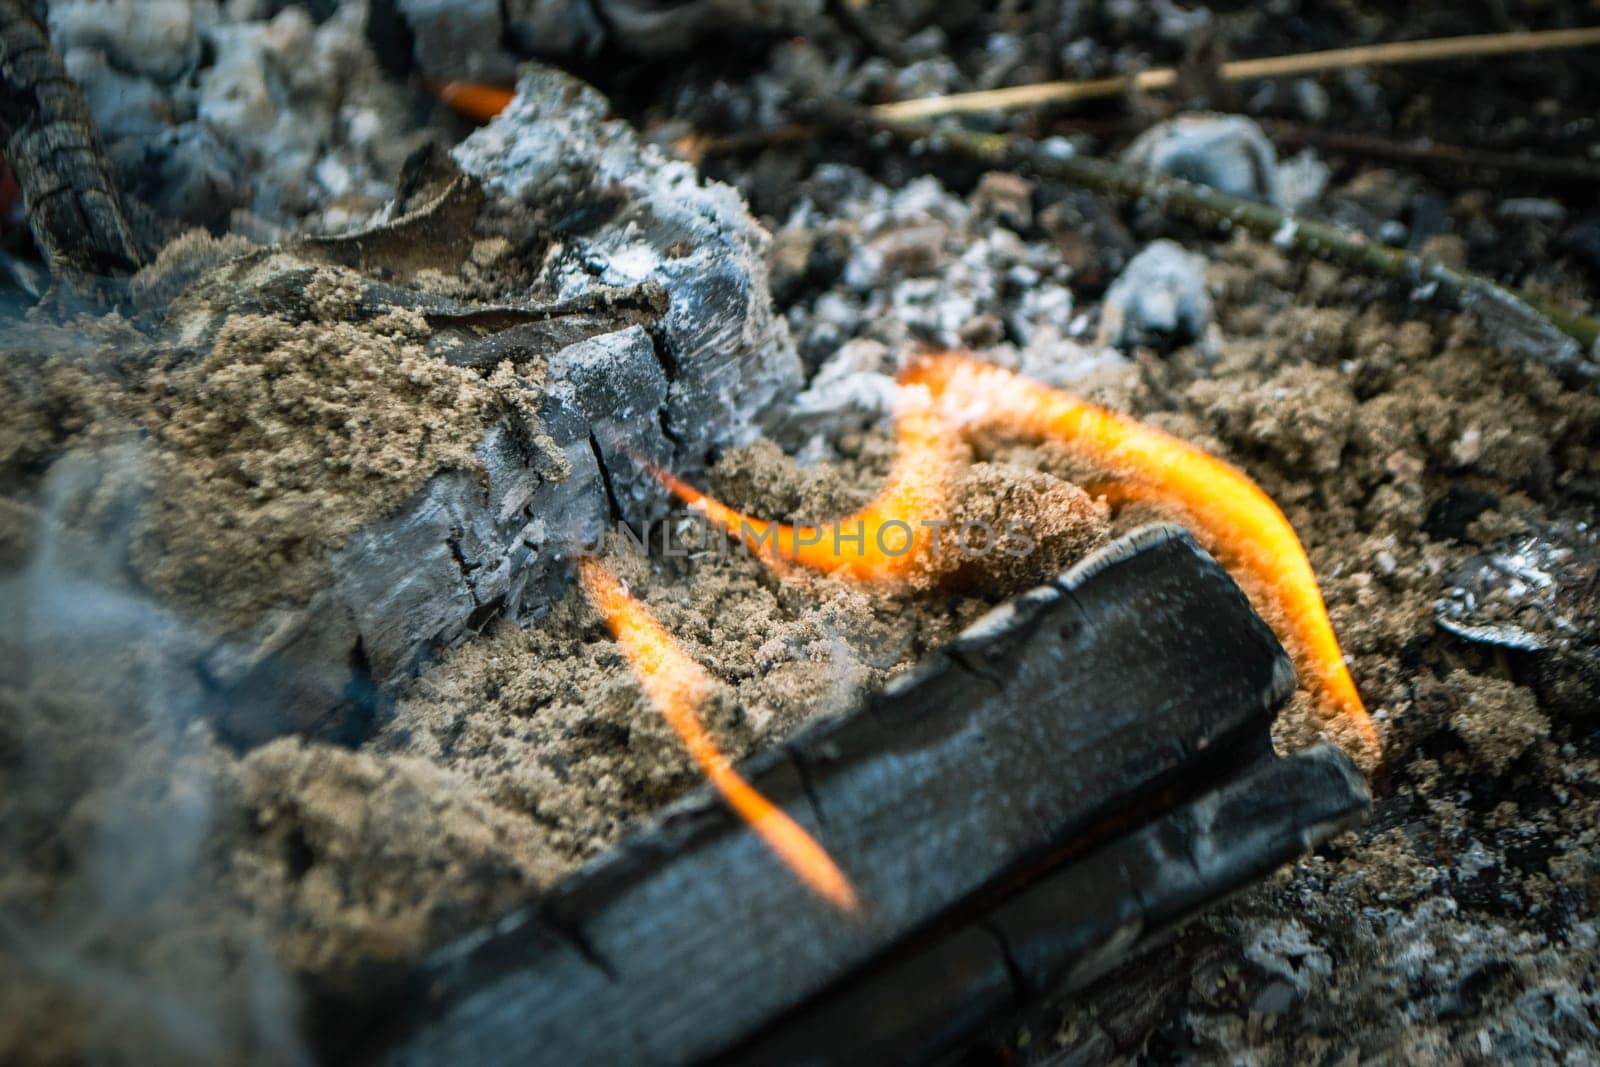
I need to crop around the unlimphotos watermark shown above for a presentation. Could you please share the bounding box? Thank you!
[572,515,1039,560]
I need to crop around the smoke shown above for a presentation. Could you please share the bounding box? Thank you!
[0,454,311,1065]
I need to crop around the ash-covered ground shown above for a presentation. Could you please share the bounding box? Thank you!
[2,1,1598,1063]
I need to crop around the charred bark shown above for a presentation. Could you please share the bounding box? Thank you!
[0,0,140,282]
[330,525,1370,1064]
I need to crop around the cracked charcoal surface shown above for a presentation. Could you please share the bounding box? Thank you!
[0,53,803,750]
[453,64,803,465]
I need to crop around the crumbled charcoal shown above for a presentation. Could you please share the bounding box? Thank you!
[392,0,520,82]
[776,337,898,448]
[194,7,425,225]
[1497,199,1566,224]
[109,125,249,230]
[373,0,821,65]
[48,0,199,83]
[61,49,172,143]
[46,2,443,231]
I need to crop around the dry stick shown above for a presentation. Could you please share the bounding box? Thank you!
[819,104,1600,370]
[684,28,1600,164]
[874,26,1600,122]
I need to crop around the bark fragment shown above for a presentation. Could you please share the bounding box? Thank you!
[0,0,141,284]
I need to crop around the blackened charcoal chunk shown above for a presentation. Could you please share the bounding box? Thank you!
[203,397,609,748]
[1423,487,1498,543]
[369,527,1368,1066]
[547,326,675,522]
[453,64,803,473]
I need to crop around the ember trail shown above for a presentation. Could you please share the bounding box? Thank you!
[655,352,1380,769]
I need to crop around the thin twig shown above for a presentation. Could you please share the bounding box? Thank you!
[812,103,1600,372]
[873,26,1600,121]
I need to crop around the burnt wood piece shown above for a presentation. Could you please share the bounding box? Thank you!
[351,525,1370,1064]
[293,143,487,285]
[0,0,140,279]
[730,744,1364,1064]
[451,65,802,462]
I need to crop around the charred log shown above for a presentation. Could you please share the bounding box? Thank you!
[0,0,140,283]
[330,525,1370,1064]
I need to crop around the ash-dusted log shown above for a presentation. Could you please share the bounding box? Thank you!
[98,104,787,746]
[452,65,802,464]
[345,525,1369,1064]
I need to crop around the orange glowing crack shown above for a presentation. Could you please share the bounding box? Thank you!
[907,353,1379,764]
[430,81,514,123]
[577,558,860,912]
[656,395,961,585]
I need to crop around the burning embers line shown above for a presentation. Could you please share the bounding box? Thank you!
[577,558,860,914]
[578,351,1379,911]
[652,395,961,583]
[920,355,1376,762]
[655,353,1380,767]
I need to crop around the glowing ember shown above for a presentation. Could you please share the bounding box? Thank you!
[430,82,515,123]
[577,558,860,912]
[656,392,962,585]
[908,353,1379,765]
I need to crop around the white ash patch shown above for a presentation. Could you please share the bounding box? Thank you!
[49,1,435,230]
[774,165,1131,408]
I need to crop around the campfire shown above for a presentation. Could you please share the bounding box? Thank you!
[3,1,1598,1064]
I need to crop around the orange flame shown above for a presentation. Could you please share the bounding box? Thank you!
[430,81,514,123]
[577,557,860,912]
[651,351,1378,765]
[656,392,961,585]
[907,353,1379,764]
